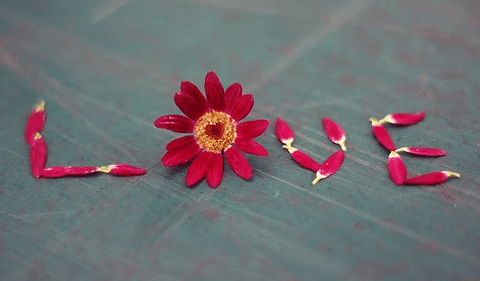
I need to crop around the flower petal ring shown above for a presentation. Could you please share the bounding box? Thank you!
[154,71,269,188]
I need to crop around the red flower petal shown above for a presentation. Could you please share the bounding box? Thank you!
[207,153,224,188]
[174,92,206,121]
[204,71,225,111]
[30,133,47,179]
[25,100,46,146]
[42,166,69,178]
[166,135,196,151]
[290,149,321,172]
[229,94,254,121]
[395,147,447,157]
[224,83,242,113]
[106,163,148,176]
[388,151,406,186]
[42,166,99,177]
[162,141,201,167]
[180,81,209,115]
[225,146,252,180]
[154,115,194,133]
[370,121,396,151]
[67,166,99,175]
[322,117,347,151]
[181,80,204,99]
[317,150,345,176]
[237,119,270,140]
[275,117,295,145]
[312,150,345,185]
[382,112,426,126]
[404,171,460,185]
[185,151,214,186]
[234,139,268,156]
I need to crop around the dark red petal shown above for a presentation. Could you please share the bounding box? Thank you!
[42,167,68,178]
[404,171,460,185]
[322,117,347,151]
[388,151,406,186]
[25,101,46,146]
[66,166,99,176]
[174,92,206,121]
[207,153,224,188]
[322,117,344,142]
[166,135,196,151]
[229,94,254,121]
[395,147,447,157]
[154,115,194,133]
[162,142,201,167]
[30,133,47,178]
[225,146,253,180]
[224,83,242,113]
[291,149,321,172]
[204,71,225,111]
[42,166,100,178]
[318,150,345,176]
[181,80,203,99]
[234,139,268,156]
[372,124,396,151]
[237,119,270,140]
[106,163,147,176]
[185,151,214,186]
[312,150,345,185]
[275,117,295,144]
[180,81,209,116]
[25,111,46,146]
[385,112,426,126]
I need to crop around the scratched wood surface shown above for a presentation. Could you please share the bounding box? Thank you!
[1,0,479,280]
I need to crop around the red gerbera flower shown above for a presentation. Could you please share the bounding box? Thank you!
[154,71,269,188]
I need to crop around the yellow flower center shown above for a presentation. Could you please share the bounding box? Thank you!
[194,111,237,153]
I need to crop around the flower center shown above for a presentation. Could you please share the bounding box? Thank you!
[194,111,237,153]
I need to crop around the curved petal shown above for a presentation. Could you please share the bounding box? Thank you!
[162,141,201,167]
[166,135,196,151]
[204,71,225,111]
[180,81,208,115]
[224,146,252,180]
[229,94,254,121]
[224,83,242,114]
[185,151,214,187]
[206,153,223,188]
[181,80,203,99]
[154,115,194,133]
[234,139,268,156]
[174,92,206,121]
[237,119,270,140]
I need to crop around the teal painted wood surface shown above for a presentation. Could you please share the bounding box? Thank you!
[0,0,479,280]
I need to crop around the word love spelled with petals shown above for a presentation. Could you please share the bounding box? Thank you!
[26,72,461,190]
